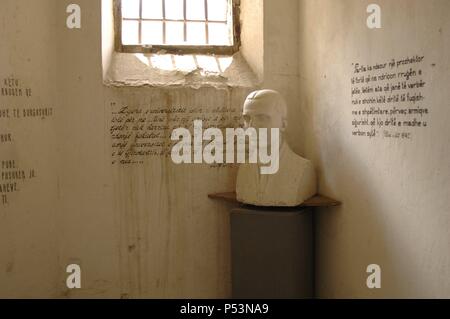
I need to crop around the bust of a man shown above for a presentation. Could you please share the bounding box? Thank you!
[236,89,317,207]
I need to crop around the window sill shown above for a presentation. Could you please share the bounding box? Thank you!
[103,51,259,89]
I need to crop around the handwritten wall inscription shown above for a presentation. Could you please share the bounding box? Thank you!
[0,160,37,206]
[350,55,429,140]
[0,76,48,206]
[1,77,32,98]
[110,103,242,165]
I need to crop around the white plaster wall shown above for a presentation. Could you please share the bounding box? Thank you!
[241,0,264,82]
[55,0,251,298]
[0,0,62,298]
[0,0,300,298]
[298,0,450,298]
[263,0,302,155]
[54,0,120,297]
[5,0,448,299]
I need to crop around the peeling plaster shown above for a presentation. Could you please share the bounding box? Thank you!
[104,52,258,89]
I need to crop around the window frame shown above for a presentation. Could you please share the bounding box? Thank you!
[114,0,241,55]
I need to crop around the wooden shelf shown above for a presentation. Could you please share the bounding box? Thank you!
[208,192,341,208]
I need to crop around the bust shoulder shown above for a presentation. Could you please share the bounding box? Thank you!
[279,145,313,173]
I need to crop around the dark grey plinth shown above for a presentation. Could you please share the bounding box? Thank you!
[230,207,313,299]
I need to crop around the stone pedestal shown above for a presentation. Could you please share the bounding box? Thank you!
[230,207,313,299]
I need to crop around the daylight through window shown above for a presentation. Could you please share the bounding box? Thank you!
[116,0,239,54]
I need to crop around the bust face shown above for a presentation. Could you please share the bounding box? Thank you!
[242,90,287,149]
[242,94,285,130]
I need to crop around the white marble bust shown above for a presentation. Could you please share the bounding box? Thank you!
[236,90,317,207]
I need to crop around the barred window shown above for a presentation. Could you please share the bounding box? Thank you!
[115,0,240,55]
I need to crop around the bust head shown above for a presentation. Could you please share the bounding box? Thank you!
[236,89,317,206]
[243,89,288,132]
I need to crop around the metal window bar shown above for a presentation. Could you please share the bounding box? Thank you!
[122,17,227,23]
[138,0,143,44]
[183,0,187,43]
[162,0,166,44]
[204,0,209,44]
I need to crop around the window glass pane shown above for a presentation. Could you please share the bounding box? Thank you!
[207,0,228,21]
[208,22,230,45]
[186,22,206,45]
[141,21,163,44]
[186,0,205,21]
[142,0,163,19]
[120,0,236,48]
[122,0,141,19]
[122,20,140,44]
[165,0,184,20]
[166,21,185,45]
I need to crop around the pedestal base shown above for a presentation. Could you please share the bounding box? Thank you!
[230,207,313,299]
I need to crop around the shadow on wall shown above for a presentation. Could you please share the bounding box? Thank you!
[297,0,449,298]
